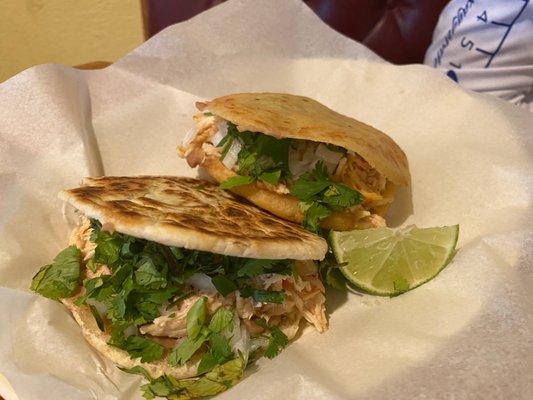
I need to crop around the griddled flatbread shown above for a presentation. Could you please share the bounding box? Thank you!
[59,176,327,260]
[204,92,410,186]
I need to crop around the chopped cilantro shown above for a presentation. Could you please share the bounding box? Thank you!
[253,318,289,358]
[259,169,281,185]
[109,333,164,363]
[208,307,234,333]
[168,332,209,366]
[30,246,81,300]
[301,202,330,232]
[219,122,291,189]
[211,275,238,296]
[240,287,285,304]
[216,125,360,232]
[237,259,292,278]
[200,332,233,372]
[318,250,347,290]
[31,216,297,397]
[134,257,168,289]
[197,352,219,375]
[186,297,207,339]
[219,175,254,189]
[291,161,362,232]
[264,326,289,359]
[135,358,244,399]
[169,302,235,370]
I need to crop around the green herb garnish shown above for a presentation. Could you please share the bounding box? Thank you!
[109,332,164,363]
[219,122,291,188]
[264,326,289,358]
[133,357,244,399]
[253,318,289,358]
[291,161,362,232]
[30,245,81,300]
[168,298,235,371]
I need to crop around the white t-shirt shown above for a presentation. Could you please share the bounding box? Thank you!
[424,0,533,110]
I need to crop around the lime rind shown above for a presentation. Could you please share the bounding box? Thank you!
[330,225,459,296]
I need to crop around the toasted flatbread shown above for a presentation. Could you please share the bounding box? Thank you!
[59,176,327,260]
[204,93,410,186]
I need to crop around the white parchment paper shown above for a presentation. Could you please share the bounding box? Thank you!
[1,1,532,399]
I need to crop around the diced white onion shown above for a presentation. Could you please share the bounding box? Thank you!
[288,142,344,177]
[315,143,343,165]
[217,121,228,139]
[211,131,224,146]
[289,145,315,177]
[222,139,242,169]
[186,273,217,293]
[211,121,228,146]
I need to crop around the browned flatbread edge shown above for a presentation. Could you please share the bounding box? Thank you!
[59,176,327,260]
[205,92,410,186]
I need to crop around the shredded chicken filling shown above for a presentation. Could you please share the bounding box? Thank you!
[70,218,327,342]
[179,113,394,225]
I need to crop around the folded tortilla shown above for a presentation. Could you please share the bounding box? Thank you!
[180,93,410,231]
[56,176,328,382]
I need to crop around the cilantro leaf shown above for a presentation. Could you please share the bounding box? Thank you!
[322,183,362,208]
[302,202,331,232]
[90,230,122,269]
[119,365,153,381]
[203,357,244,386]
[197,352,218,375]
[264,326,289,358]
[237,259,293,278]
[208,307,234,333]
[290,161,362,232]
[128,357,244,399]
[110,334,164,363]
[237,259,275,278]
[30,246,81,300]
[107,294,127,322]
[134,257,167,289]
[74,276,106,306]
[259,170,281,185]
[218,122,291,190]
[211,275,237,296]
[291,178,331,201]
[168,331,209,366]
[240,287,285,304]
[208,332,233,363]
[197,332,236,375]
[187,297,207,339]
[219,175,254,189]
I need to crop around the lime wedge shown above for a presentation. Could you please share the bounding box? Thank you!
[330,225,459,296]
